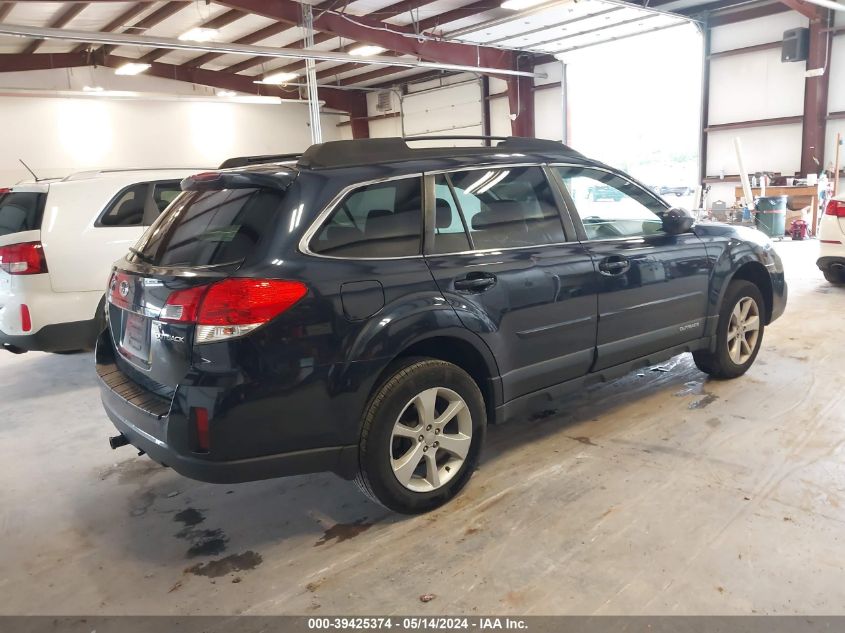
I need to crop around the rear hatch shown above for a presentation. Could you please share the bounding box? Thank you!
[105,169,299,392]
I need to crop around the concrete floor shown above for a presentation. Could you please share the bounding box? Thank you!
[1,239,843,615]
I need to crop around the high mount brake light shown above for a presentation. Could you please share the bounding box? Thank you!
[191,172,223,182]
[0,242,48,275]
[161,278,307,343]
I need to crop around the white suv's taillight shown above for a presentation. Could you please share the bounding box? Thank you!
[825,200,845,217]
[160,278,307,343]
[0,242,48,275]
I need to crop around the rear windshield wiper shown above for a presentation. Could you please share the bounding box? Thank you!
[167,258,246,270]
[128,246,154,264]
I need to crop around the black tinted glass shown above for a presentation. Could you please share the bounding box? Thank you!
[310,178,422,258]
[431,176,471,254]
[0,191,46,236]
[447,166,565,250]
[135,188,286,267]
[153,181,182,213]
[100,184,147,227]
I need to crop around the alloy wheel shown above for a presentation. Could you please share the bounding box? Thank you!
[389,387,473,492]
[727,296,760,365]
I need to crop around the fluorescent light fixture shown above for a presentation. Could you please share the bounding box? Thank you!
[348,44,386,56]
[501,0,548,9]
[82,85,104,92]
[178,27,219,42]
[216,90,238,97]
[257,71,299,84]
[114,62,151,76]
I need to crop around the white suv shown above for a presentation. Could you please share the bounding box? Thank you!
[818,194,845,284]
[0,169,203,353]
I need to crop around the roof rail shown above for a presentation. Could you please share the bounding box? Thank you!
[219,153,303,169]
[297,136,582,170]
[61,168,208,182]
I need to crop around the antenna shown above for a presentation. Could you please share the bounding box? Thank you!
[19,159,40,182]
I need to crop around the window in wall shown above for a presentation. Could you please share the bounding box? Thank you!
[555,166,664,240]
[310,177,422,258]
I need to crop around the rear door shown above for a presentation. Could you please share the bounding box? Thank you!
[552,165,711,371]
[423,165,597,402]
[45,179,183,294]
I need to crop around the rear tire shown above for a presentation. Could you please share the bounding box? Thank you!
[355,358,486,514]
[823,268,845,284]
[693,280,765,379]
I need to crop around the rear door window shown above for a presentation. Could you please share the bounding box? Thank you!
[310,177,422,258]
[134,187,288,267]
[100,184,148,227]
[152,181,182,213]
[435,166,566,251]
[0,190,46,236]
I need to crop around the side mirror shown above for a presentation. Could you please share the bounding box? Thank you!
[662,207,695,235]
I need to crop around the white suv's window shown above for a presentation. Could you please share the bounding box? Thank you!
[0,191,46,236]
[100,184,148,227]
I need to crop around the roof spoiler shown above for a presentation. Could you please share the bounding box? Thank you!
[218,154,303,169]
[296,136,582,170]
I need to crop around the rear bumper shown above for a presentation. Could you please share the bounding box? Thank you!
[1,317,100,353]
[95,334,360,483]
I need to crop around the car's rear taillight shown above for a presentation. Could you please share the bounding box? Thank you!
[107,271,135,310]
[159,285,207,323]
[0,242,48,275]
[161,278,307,343]
[825,200,845,217]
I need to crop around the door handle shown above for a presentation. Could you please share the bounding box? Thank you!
[454,272,497,292]
[598,256,630,276]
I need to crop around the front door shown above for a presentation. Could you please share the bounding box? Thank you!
[423,166,598,402]
[553,165,711,371]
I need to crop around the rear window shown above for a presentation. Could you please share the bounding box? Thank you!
[0,191,46,236]
[309,177,423,258]
[133,187,288,267]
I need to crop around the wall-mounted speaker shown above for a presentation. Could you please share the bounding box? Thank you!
[782,27,809,62]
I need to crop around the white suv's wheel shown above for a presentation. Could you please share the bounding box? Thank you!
[355,358,486,513]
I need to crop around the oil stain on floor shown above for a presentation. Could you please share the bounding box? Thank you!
[186,551,264,578]
[315,519,373,546]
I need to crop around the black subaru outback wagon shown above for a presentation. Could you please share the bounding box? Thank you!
[97,137,786,513]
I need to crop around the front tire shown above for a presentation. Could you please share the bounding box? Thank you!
[693,280,765,379]
[355,358,486,514]
[823,268,845,284]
